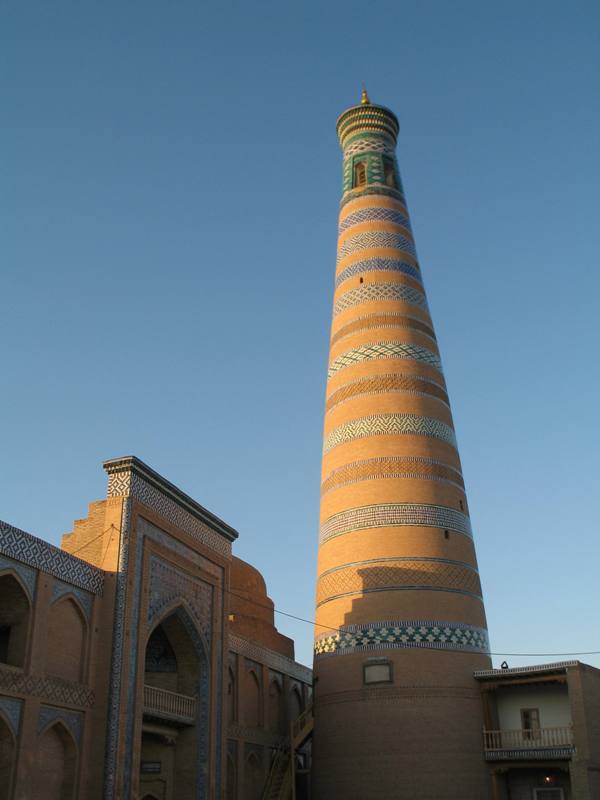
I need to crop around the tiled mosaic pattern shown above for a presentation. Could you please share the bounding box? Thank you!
[323,413,457,454]
[0,555,37,599]
[337,231,416,263]
[106,469,231,557]
[229,634,312,684]
[320,456,464,495]
[331,313,436,347]
[0,696,22,735]
[39,704,84,744]
[0,520,104,595]
[339,207,412,234]
[320,503,473,543]
[343,138,395,158]
[325,373,449,412]
[316,558,482,606]
[314,620,489,656]
[334,283,428,316]
[51,580,94,621]
[148,556,213,641]
[328,341,441,378]
[0,665,95,707]
[336,257,421,289]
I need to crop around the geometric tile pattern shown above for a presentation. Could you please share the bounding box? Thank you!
[107,470,231,557]
[323,413,457,454]
[328,341,442,378]
[335,257,421,289]
[343,138,395,158]
[316,558,482,606]
[334,283,428,316]
[337,231,417,262]
[0,555,37,600]
[38,704,84,745]
[147,556,213,642]
[314,620,489,656]
[0,664,95,707]
[339,207,412,234]
[319,503,473,543]
[0,695,22,735]
[51,579,94,621]
[0,520,104,596]
[325,373,449,412]
[320,456,464,495]
[330,313,436,347]
[229,634,312,684]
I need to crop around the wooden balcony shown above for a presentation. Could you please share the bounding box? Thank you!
[143,684,197,725]
[483,726,574,760]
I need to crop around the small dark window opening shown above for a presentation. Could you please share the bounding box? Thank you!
[383,157,397,188]
[353,161,367,188]
[444,530,450,539]
[459,500,464,511]
[359,277,364,283]
[0,626,10,663]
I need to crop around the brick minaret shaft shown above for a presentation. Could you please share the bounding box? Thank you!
[312,92,492,799]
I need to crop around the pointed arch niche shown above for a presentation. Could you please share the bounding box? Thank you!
[0,573,31,668]
[141,605,210,800]
[34,721,78,800]
[46,596,87,683]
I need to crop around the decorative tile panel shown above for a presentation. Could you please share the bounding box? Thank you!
[321,456,464,495]
[107,472,231,557]
[339,207,412,234]
[331,313,436,347]
[0,520,104,595]
[0,665,95,707]
[316,558,482,606]
[341,185,407,209]
[328,341,441,378]
[323,414,457,454]
[147,556,213,641]
[343,138,396,158]
[336,257,421,288]
[0,555,37,599]
[38,704,84,744]
[51,580,94,621]
[314,620,489,656]
[326,373,449,412]
[334,283,428,316]
[337,231,416,263]
[0,695,22,735]
[320,503,473,544]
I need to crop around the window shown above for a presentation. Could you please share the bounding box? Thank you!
[383,157,397,188]
[353,161,367,188]
[521,707,540,739]
[363,659,393,685]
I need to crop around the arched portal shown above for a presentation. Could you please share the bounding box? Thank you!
[0,573,30,667]
[33,722,77,800]
[0,715,15,800]
[141,606,208,800]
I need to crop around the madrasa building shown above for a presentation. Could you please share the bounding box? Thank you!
[1,93,599,800]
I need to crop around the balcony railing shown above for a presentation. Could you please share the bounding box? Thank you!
[143,684,197,725]
[483,726,574,759]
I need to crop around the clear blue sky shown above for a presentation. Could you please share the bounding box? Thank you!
[2,1,599,669]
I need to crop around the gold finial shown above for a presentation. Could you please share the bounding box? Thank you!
[361,85,370,105]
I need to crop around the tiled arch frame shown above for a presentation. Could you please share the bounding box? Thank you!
[0,563,35,670]
[46,591,91,684]
[145,602,212,800]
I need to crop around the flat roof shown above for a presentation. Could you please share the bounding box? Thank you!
[474,660,579,680]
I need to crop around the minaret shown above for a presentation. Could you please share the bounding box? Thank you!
[312,92,492,798]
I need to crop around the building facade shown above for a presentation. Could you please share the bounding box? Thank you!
[0,456,311,800]
[476,661,600,799]
[312,91,492,798]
